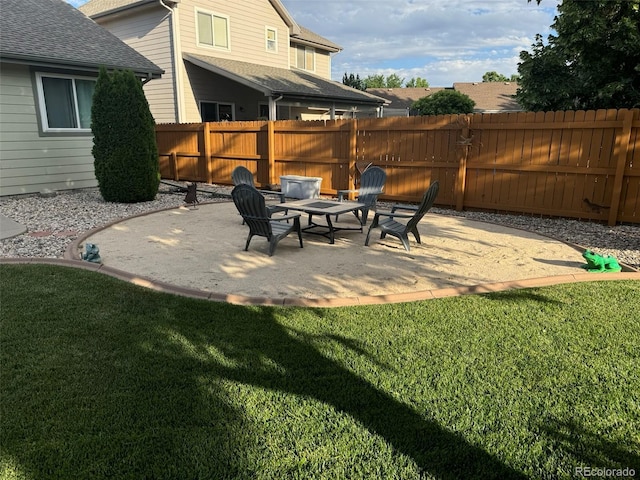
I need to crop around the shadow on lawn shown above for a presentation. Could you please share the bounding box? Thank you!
[151,305,528,479]
[535,416,640,471]
[1,265,526,478]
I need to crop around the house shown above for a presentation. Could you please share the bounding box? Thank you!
[368,82,522,117]
[79,0,386,123]
[0,0,163,197]
[366,87,446,117]
[452,82,521,113]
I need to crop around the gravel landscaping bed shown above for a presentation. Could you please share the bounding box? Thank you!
[1,184,638,270]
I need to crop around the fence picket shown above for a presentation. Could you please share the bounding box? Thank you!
[155,109,639,224]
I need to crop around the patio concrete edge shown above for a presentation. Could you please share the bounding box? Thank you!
[1,257,638,308]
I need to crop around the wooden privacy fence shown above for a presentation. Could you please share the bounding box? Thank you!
[156,108,640,225]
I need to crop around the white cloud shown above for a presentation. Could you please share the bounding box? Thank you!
[282,0,556,85]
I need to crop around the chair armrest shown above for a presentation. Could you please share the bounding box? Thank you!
[337,189,359,201]
[390,203,418,213]
[258,189,286,203]
[271,213,301,223]
[373,210,414,219]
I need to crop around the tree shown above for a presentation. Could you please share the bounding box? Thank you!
[516,0,640,111]
[364,74,386,88]
[342,72,366,91]
[405,77,429,88]
[482,71,509,82]
[412,90,475,115]
[91,67,160,203]
[385,73,404,88]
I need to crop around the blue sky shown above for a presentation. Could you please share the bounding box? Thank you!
[65,0,557,87]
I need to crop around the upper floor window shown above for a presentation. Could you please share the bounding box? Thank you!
[265,27,277,53]
[296,45,315,71]
[196,9,229,49]
[35,72,96,132]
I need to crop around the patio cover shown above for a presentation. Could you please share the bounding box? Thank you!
[183,53,387,118]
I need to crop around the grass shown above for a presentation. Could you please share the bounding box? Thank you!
[1,264,639,479]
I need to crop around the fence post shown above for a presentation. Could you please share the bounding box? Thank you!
[171,152,178,181]
[348,119,358,198]
[608,109,633,226]
[456,115,471,211]
[267,120,276,187]
[202,122,212,183]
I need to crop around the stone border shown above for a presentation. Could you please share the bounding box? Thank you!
[0,202,636,308]
[1,256,637,308]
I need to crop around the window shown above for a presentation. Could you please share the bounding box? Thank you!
[296,45,315,71]
[201,102,233,122]
[35,73,96,132]
[196,9,229,49]
[265,27,277,53]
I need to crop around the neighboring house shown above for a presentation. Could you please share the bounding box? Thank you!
[80,0,386,123]
[366,87,445,117]
[0,0,163,197]
[369,82,522,117]
[452,82,521,113]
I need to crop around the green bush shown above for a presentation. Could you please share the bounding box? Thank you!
[412,90,476,115]
[91,67,159,203]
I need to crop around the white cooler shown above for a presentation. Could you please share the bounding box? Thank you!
[280,175,322,199]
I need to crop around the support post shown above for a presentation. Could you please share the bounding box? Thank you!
[267,120,276,187]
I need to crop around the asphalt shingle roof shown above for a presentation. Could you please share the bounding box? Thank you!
[79,0,154,18]
[452,82,521,112]
[293,26,342,52]
[369,83,522,113]
[366,87,445,110]
[184,53,386,106]
[0,0,163,77]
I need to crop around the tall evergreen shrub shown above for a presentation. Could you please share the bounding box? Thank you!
[91,67,159,203]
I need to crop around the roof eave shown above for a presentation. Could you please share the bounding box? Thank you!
[87,0,174,20]
[183,53,270,95]
[290,37,341,53]
[0,54,164,78]
[274,91,385,107]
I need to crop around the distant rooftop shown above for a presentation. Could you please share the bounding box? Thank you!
[368,82,522,114]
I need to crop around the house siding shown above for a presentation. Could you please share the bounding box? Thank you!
[179,0,290,69]
[97,7,177,123]
[178,0,291,122]
[0,64,96,196]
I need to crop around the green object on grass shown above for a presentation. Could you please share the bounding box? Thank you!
[581,249,622,272]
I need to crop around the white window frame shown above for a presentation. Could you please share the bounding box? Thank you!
[195,8,230,50]
[265,26,277,53]
[296,45,315,72]
[34,72,96,133]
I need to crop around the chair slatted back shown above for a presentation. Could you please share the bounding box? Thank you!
[406,181,440,232]
[231,184,272,239]
[357,166,387,207]
[232,166,256,187]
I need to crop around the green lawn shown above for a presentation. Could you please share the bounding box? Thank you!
[1,264,639,479]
